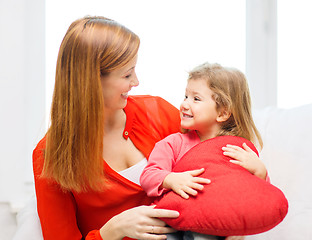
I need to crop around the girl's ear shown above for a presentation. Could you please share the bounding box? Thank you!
[217,109,231,123]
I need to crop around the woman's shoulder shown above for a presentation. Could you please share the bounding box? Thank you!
[32,135,47,175]
[125,95,181,145]
[33,136,46,158]
[126,95,179,123]
[127,95,174,109]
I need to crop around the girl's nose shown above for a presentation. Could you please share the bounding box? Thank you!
[180,99,189,111]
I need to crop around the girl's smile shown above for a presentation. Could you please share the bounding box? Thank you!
[180,78,221,141]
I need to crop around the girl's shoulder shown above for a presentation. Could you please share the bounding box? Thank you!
[157,131,200,152]
[162,130,199,141]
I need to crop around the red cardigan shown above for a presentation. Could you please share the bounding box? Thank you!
[33,95,181,240]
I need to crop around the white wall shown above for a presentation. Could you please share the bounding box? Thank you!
[246,0,277,109]
[45,0,247,111]
[277,0,312,108]
[0,0,46,209]
[0,0,277,208]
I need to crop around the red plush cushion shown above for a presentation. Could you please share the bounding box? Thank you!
[155,136,288,236]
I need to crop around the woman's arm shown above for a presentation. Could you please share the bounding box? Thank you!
[33,139,84,240]
[34,138,179,240]
[99,205,179,240]
[35,180,179,240]
[225,236,245,240]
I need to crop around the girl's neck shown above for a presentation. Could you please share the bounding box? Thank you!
[195,125,221,142]
[196,131,217,142]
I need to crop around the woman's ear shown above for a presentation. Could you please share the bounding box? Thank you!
[217,109,231,123]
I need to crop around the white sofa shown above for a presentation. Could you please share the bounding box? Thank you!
[247,104,312,240]
[13,104,312,240]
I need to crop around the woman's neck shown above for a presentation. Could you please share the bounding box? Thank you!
[104,109,126,133]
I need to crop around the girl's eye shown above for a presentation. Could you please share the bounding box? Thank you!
[184,95,188,99]
[194,97,200,101]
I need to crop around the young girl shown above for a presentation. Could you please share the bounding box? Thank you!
[140,62,267,240]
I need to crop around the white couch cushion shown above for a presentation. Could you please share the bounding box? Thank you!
[247,104,312,239]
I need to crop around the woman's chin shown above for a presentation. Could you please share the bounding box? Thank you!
[120,98,128,108]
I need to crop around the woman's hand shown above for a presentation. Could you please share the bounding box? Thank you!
[100,205,179,240]
[225,236,245,240]
[222,143,267,180]
[162,168,211,199]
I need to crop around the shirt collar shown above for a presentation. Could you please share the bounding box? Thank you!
[123,98,134,139]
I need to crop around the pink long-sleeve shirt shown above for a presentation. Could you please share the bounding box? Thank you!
[140,131,200,197]
[140,130,269,197]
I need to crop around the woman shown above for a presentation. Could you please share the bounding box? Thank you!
[33,16,181,240]
[33,16,246,240]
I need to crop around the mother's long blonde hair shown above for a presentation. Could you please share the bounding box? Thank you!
[43,16,140,192]
[188,62,263,149]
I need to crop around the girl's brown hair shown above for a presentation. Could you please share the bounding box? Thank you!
[43,16,140,192]
[188,62,263,149]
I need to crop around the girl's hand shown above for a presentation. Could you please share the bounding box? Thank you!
[100,205,179,240]
[162,168,211,199]
[222,143,267,180]
[225,236,245,240]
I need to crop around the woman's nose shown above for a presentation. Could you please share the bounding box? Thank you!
[131,73,139,87]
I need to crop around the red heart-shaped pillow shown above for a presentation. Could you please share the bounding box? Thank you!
[155,136,288,236]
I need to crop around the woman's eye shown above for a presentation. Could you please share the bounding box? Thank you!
[125,74,132,79]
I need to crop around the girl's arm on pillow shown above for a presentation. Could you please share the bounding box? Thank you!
[222,143,268,180]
